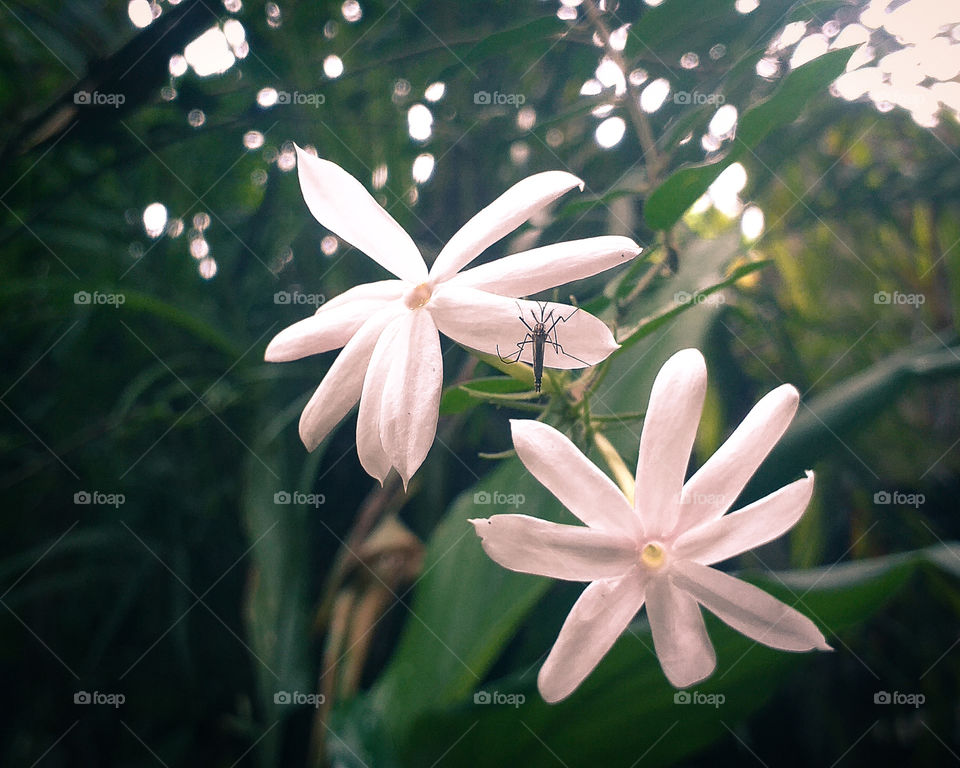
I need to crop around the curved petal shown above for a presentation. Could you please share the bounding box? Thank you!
[447,236,641,297]
[635,349,707,537]
[673,472,815,566]
[430,287,618,369]
[295,146,427,283]
[645,575,716,688]
[672,560,831,652]
[298,303,406,451]
[510,420,638,537]
[678,384,799,533]
[377,309,443,488]
[538,570,647,703]
[265,282,405,361]
[470,515,637,581]
[428,171,584,283]
[355,316,406,483]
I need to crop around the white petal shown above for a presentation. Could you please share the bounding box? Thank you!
[312,279,407,314]
[537,571,647,703]
[635,349,707,537]
[355,317,404,483]
[510,420,638,536]
[295,146,427,283]
[672,560,831,652]
[430,287,618,369]
[645,575,717,688]
[428,171,584,283]
[265,282,405,361]
[298,303,406,451]
[470,515,637,581]
[447,236,641,297]
[673,472,814,566]
[377,309,443,488]
[678,384,799,533]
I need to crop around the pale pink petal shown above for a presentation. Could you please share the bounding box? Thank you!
[298,304,406,451]
[430,287,618,369]
[672,560,831,651]
[265,282,405,361]
[295,146,427,283]
[470,515,637,581]
[678,384,800,533]
[428,171,584,283]
[673,472,815,566]
[447,236,641,297]
[377,309,443,488]
[537,571,647,703]
[634,349,707,537]
[510,420,639,537]
[355,317,406,483]
[645,575,717,688]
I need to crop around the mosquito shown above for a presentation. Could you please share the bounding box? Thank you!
[497,302,589,393]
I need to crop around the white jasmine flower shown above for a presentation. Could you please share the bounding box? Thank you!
[266,148,641,487]
[472,348,830,702]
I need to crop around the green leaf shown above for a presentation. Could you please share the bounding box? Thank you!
[369,457,572,743]
[439,376,537,415]
[644,49,854,231]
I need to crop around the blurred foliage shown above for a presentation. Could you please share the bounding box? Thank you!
[2,0,959,766]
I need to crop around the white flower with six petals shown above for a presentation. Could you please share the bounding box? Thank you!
[471,348,830,702]
[265,148,641,486]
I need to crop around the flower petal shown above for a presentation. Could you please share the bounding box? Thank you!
[537,571,647,703]
[510,420,638,536]
[295,146,427,283]
[470,515,637,581]
[298,303,406,451]
[355,317,405,483]
[645,575,717,688]
[428,171,584,283]
[678,384,800,532]
[447,236,641,297]
[672,560,831,652]
[265,281,405,361]
[673,472,815,566]
[377,309,443,488]
[430,287,618,369]
[635,349,707,537]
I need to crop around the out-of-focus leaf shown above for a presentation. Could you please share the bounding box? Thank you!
[644,49,853,231]
[748,333,960,497]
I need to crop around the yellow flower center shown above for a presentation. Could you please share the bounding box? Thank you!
[640,542,666,570]
[404,282,432,309]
